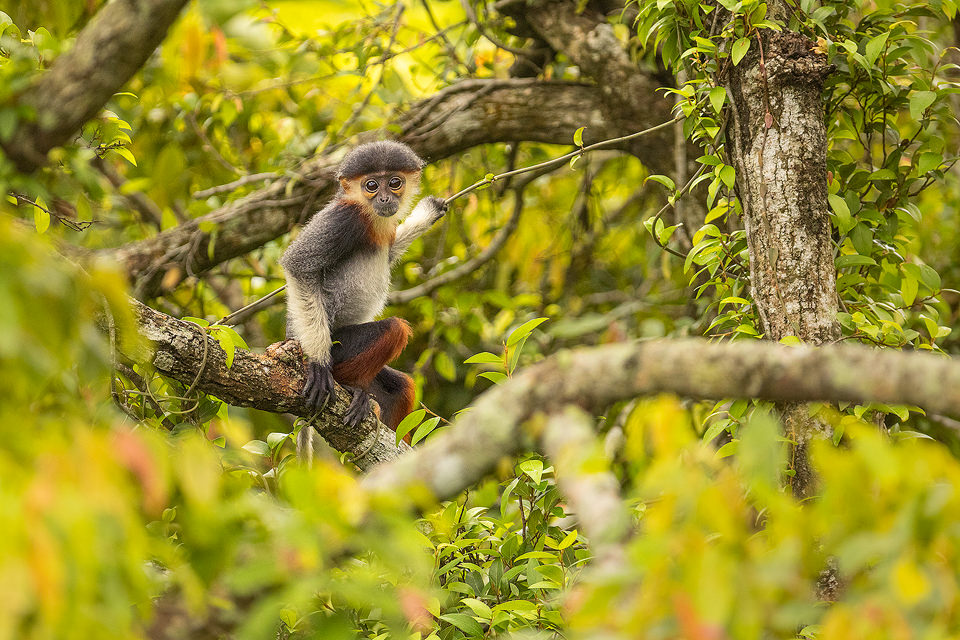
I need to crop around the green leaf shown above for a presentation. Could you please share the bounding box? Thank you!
[506,317,548,347]
[267,432,289,449]
[242,440,270,456]
[901,275,918,307]
[113,146,137,166]
[573,126,585,147]
[919,265,941,292]
[719,164,735,188]
[731,37,750,65]
[835,254,877,269]
[211,327,236,368]
[182,316,210,327]
[515,551,556,560]
[709,87,726,113]
[461,598,492,620]
[556,529,578,549]
[394,409,426,444]
[916,152,942,175]
[645,174,676,190]
[439,613,484,637]
[519,458,543,484]
[33,200,50,234]
[702,419,731,444]
[464,351,503,365]
[865,32,888,66]
[909,90,937,121]
[658,223,679,244]
[411,416,441,445]
[479,371,507,384]
[827,193,849,218]
[715,440,739,458]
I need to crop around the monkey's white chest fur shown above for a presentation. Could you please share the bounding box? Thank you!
[325,248,391,327]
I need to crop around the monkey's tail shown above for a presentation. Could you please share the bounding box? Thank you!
[296,423,315,467]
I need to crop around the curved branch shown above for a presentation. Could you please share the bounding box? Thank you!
[541,407,631,566]
[102,78,673,297]
[127,298,408,470]
[3,0,190,173]
[363,339,960,499]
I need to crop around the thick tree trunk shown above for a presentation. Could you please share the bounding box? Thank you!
[725,18,839,497]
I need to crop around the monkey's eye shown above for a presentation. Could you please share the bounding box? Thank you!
[388,176,404,191]
[363,179,379,193]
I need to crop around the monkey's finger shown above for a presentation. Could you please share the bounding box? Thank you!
[303,364,317,392]
[307,380,328,409]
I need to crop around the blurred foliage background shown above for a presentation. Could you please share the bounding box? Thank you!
[1,0,960,638]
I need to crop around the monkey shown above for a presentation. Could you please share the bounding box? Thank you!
[280,141,447,457]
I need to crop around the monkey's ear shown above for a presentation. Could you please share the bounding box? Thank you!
[339,177,351,191]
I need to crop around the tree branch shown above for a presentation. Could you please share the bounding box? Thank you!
[126,298,408,470]
[364,339,960,500]
[2,0,191,173]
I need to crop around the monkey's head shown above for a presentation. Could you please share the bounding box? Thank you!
[337,141,425,219]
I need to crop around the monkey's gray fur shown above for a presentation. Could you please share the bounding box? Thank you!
[280,141,446,460]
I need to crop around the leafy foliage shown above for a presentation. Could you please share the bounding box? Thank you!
[1,1,960,639]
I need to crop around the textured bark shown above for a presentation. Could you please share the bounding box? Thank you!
[3,0,190,173]
[364,339,960,500]
[128,299,409,470]
[525,1,670,127]
[725,21,839,497]
[104,79,657,297]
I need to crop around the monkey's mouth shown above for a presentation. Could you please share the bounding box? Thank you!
[374,202,399,217]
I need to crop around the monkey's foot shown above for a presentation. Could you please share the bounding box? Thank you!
[303,361,335,409]
[343,387,372,428]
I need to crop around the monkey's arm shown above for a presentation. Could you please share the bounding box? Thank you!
[284,277,332,364]
[390,196,447,265]
[281,203,368,407]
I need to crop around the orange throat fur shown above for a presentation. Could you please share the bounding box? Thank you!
[362,209,397,247]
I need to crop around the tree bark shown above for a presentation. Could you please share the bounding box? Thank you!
[724,16,839,497]
[364,338,960,500]
[127,299,409,470]
[2,0,190,173]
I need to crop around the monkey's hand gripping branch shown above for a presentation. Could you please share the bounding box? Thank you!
[390,196,448,264]
[303,360,335,409]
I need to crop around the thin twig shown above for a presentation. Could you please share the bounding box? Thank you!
[11,192,98,231]
[442,116,681,204]
[214,285,287,326]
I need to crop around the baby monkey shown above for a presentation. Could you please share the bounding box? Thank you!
[281,141,446,435]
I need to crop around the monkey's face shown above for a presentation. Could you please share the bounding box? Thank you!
[361,173,407,217]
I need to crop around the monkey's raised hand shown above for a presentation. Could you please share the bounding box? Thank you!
[421,196,448,224]
[302,360,335,409]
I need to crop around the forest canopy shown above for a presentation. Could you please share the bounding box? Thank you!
[2,0,960,639]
